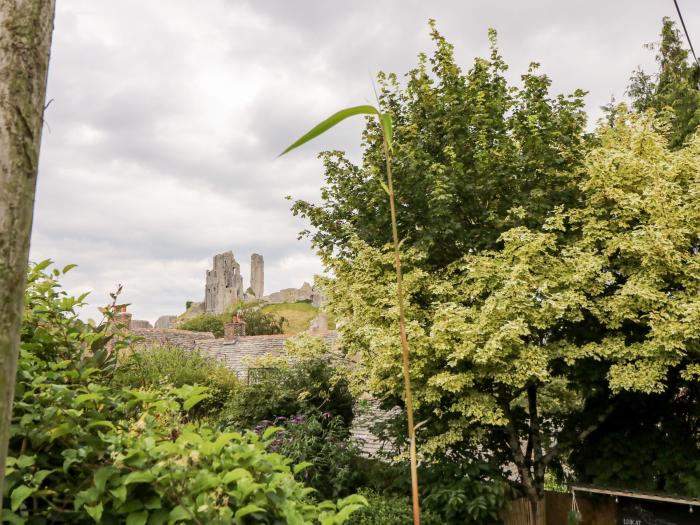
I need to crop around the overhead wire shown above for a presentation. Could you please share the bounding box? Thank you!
[673,0,700,69]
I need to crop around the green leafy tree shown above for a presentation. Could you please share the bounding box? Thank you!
[291,22,589,270]
[318,111,700,520]
[627,17,700,148]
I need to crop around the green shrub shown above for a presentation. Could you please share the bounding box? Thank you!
[219,358,354,429]
[179,306,286,337]
[258,411,363,500]
[179,313,226,337]
[346,490,441,525]
[114,345,241,417]
[3,262,366,524]
[241,307,286,336]
[420,461,509,524]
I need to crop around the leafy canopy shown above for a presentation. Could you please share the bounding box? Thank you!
[319,109,700,498]
[627,17,700,148]
[291,22,589,269]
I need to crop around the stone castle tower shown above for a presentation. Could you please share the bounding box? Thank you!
[250,253,264,298]
[204,251,265,313]
[205,251,244,314]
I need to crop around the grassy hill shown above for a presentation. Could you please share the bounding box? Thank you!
[261,302,334,334]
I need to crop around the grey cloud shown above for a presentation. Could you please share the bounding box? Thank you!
[30,0,695,321]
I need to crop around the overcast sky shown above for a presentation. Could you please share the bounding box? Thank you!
[30,0,695,323]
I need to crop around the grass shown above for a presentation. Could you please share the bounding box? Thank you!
[261,302,335,334]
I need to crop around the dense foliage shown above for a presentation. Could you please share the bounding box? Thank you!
[320,108,700,505]
[114,345,241,417]
[2,262,365,524]
[218,353,354,430]
[256,412,362,501]
[179,304,286,337]
[627,17,700,148]
[291,22,589,269]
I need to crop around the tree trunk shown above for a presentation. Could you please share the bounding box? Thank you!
[0,0,55,508]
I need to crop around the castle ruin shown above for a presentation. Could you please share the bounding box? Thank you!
[204,251,265,313]
[250,253,264,298]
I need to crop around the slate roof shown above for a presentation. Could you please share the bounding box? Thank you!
[196,332,338,380]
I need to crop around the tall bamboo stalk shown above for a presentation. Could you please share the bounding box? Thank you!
[280,104,422,524]
[381,130,421,525]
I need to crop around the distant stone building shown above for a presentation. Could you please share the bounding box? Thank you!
[264,282,313,304]
[130,319,152,329]
[250,253,264,298]
[205,251,244,313]
[154,315,178,329]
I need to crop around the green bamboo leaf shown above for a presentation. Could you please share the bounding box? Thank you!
[279,105,379,156]
[380,113,393,150]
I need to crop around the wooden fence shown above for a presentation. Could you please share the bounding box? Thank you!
[500,491,617,525]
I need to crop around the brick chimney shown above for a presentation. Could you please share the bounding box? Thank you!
[224,311,246,341]
[113,305,132,329]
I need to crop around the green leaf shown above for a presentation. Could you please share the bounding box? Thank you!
[222,468,252,484]
[168,505,191,523]
[149,509,169,525]
[16,455,35,469]
[234,503,264,520]
[279,105,379,156]
[380,113,393,151]
[85,502,104,522]
[2,510,27,525]
[123,471,154,484]
[62,263,78,273]
[262,426,281,440]
[111,484,128,503]
[94,466,115,493]
[87,420,116,431]
[182,393,209,411]
[292,461,313,474]
[127,510,149,525]
[75,393,102,405]
[10,485,34,511]
[32,469,53,486]
[379,180,390,195]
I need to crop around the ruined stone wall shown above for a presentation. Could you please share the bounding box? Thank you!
[205,251,243,313]
[250,253,264,298]
[130,328,215,350]
[264,282,313,304]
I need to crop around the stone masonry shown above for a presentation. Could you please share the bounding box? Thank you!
[250,253,264,298]
[205,251,244,314]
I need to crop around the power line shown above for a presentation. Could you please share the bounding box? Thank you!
[673,0,700,68]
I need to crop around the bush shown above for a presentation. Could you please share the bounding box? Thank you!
[219,357,354,429]
[3,262,366,524]
[258,411,363,500]
[179,312,226,337]
[179,305,286,337]
[420,461,509,524]
[114,345,241,417]
[346,490,441,525]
